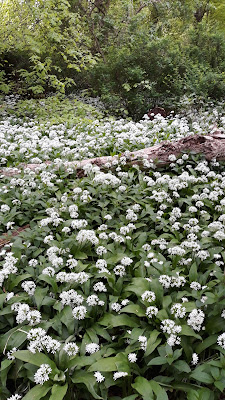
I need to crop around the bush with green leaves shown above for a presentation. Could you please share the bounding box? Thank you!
[0,98,225,399]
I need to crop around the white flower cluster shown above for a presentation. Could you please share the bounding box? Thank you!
[63,342,79,356]
[27,328,60,354]
[60,289,84,307]
[34,364,52,385]
[76,230,99,245]
[0,252,18,287]
[11,303,41,326]
[187,309,205,331]
[141,291,156,303]
[159,273,186,288]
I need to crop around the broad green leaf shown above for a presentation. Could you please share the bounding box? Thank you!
[14,350,57,371]
[148,356,168,366]
[189,263,198,281]
[71,371,102,399]
[149,380,168,400]
[196,334,218,353]
[22,383,52,400]
[125,278,150,297]
[0,326,30,353]
[99,313,139,328]
[190,368,214,384]
[88,357,117,372]
[120,304,145,317]
[49,384,68,400]
[145,330,161,357]
[39,274,58,293]
[0,293,6,308]
[173,360,191,373]
[9,274,32,290]
[145,338,162,357]
[180,326,202,340]
[132,377,154,400]
[1,359,13,386]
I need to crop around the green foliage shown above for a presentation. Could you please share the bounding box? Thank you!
[0,102,225,399]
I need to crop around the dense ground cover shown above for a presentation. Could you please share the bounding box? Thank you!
[0,97,225,400]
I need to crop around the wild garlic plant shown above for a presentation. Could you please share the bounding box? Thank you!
[0,99,225,400]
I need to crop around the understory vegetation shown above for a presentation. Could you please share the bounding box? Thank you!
[1,0,225,398]
[0,96,224,400]
[1,0,225,119]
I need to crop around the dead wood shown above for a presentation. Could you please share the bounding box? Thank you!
[0,225,30,249]
[1,131,225,177]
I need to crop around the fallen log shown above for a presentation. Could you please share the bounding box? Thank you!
[1,131,225,177]
[0,225,30,249]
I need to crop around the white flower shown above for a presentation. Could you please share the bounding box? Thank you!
[187,309,205,331]
[167,334,181,347]
[170,304,186,319]
[7,347,17,360]
[72,306,87,320]
[21,281,36,296]
[191,353,199,365]
[121,257,133,266]
[111,302,121,312]
[76,230,99,245]
[85,343,100,354]
[114,265,126,277]
[94,371,105,383]
[128,353,137,363]
[190,282,202,291]
[141,291,156,303]
[221,310,225,319]
[64,342,79,357]
[113,372,128,380]
[160,319,182,335]
[6,292,14,301]
[146,306,158,318]
[6,395,22,400]
[1,204,10,212]
[27,328,46,341]
[27,310,42,325]
[104,214,112,220]
[138,335,147,351]
[217,333,225,349]
[34,364,52,385]
[86,294,100,306]
[96,246,107,255]
[93,282,107,292]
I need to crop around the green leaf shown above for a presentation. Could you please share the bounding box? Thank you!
[9,274,32,290]
[99,313,139,328]
[190,368,214,384]
[71,371,102,399]
[88,357,117,372]
[149,380,168,400]
[173,360,191,373]
[1,359,13,386]
[0,293,6,309]
[39,274,58,293]
[180,326,202,340]
[49,384,68,400]
[189,263,198,281]
[14,350,57,371]
[145,331,161,357]
[0,326,30,352]
[120,304,145,317]
[125,278,150,297]
[196,334,218,353]
[22,383,52,400]
[148,356,168,366]
[132,377,154,400]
